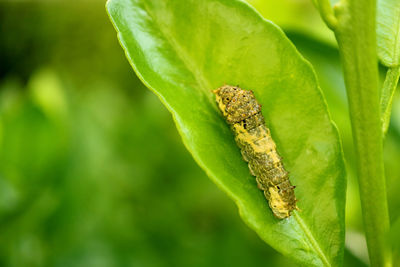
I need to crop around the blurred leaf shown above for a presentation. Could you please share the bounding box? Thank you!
[385,216,400,266]
[377,0,400,67]
[247,0,336,45]
[29,68,68,122]
[107,0,346,265]
[344,248,369,267]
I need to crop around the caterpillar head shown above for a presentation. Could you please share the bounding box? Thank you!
[213,85,240,117]
[213,85,261,124]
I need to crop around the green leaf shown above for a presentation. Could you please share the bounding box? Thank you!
[377,0,400,133]
[377,0,400,66]
[106,0,346,265]
[247,0,337,46]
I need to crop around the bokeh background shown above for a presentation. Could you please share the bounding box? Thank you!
[0,0,399,266]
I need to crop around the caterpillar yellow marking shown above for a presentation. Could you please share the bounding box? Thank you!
[213,85,298,219]
[233,124,276,154]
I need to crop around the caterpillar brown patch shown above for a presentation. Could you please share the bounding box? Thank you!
[213,85,298,219]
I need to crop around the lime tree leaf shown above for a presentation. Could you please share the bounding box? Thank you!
[246,0,336,46]
[377,0,400,133]
[106,0,346,265]
[377,0,400,66]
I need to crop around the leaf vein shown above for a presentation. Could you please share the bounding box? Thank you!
[293,212,331,267]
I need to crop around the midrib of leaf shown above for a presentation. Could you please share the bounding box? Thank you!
[120,1,335,265]
[141,1,212,95]
[293,212,331,267]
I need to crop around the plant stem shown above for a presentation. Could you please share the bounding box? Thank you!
[316,0,338,30]
[332,0,392,266]
[381,66,400,134]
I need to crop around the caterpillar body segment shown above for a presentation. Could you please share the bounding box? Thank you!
[213,85,297,219]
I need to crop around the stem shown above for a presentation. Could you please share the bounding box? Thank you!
[316,0,338,30]
[332,0,392,266]
[381,66,400,135]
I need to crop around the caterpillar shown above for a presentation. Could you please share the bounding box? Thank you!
[213,85,297,219]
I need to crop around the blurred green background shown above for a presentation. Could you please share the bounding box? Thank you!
[0,0,399,266]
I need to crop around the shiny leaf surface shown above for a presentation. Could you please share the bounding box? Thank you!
[377,0,400,66]
[107,0,346,265]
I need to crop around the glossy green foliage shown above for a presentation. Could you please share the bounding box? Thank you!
[377,0,400,67]
[107,0,346,265]
[247,0,336,45]
[377,0,400,134]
